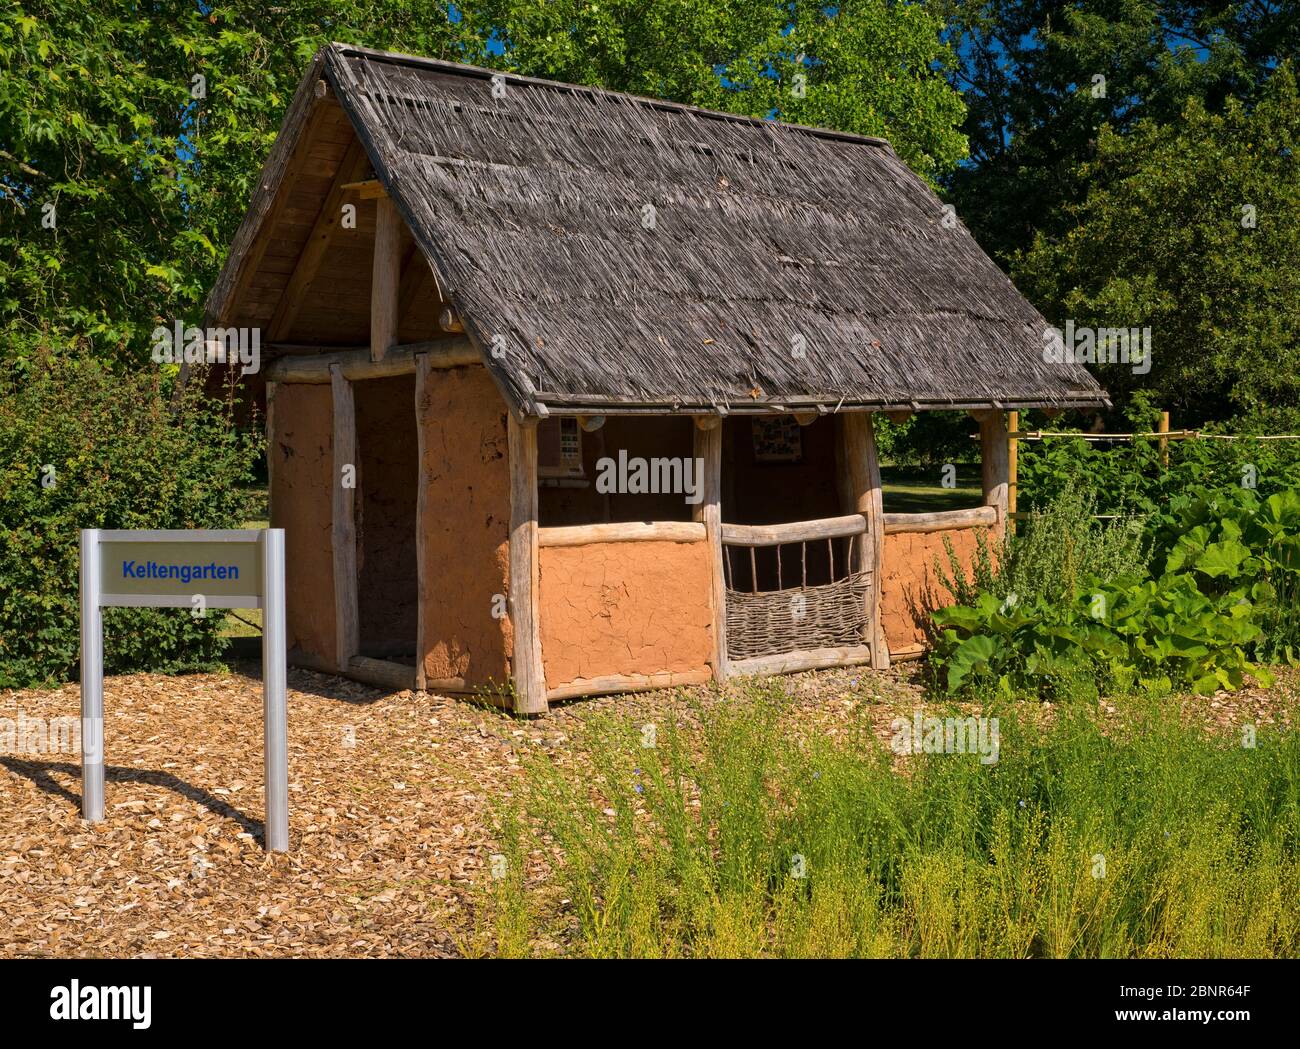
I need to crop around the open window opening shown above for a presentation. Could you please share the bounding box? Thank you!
[721,415,841,527]
[538,415,697,527]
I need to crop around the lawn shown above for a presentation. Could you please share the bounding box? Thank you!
[880,464,984,513]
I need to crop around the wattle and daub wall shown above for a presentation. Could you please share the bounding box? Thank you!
[271,373,982,690]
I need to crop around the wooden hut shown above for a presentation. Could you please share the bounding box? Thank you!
[204,43,1106,714]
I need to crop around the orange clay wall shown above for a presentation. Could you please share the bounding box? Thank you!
[881,526,991,651]
[416,366,513,688]
[538,539,714,688]
[268,382,338,668]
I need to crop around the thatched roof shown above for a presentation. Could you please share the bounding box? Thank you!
[208,43,1106,416]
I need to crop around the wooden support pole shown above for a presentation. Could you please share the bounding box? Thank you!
[1007,410,1019,520]
[508,416,548,715]
[694,421,728,681]
[838,413,890,670]
[1159,410,1170,468]
[978,410,1010,535]
[330,364,360,670]
[370,196,401,362]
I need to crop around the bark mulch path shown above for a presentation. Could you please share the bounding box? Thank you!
[2,661,1294,957]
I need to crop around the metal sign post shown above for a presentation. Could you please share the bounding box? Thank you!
[80,528,289,852]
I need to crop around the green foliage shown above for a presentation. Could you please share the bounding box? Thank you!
[458,0,968,184]
[482,686,1300,957]
[1014,64,1300,419]
[937,485,1150,611]
[874,410,978,468]
[1,2,968,372]
[0,353,262,686]
[943,0,1297,266]
[0,3,469,366]
[929,482,1300,701]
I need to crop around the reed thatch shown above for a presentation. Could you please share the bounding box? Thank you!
[213,43,1107,417]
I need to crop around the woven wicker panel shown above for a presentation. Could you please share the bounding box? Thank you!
[725,571,870,661]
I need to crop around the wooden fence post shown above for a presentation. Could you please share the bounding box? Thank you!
[1159,411,1170,468]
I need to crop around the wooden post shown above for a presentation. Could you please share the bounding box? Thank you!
[370,196,401,362]
[330,364,360,670]
[413,353,430,693]
[694,419,728,681]
[1158,410,1170,468]
[978,410,1010,535]
[838,413,890,670]
[1007,410,1019,520]
[508,415,548,715]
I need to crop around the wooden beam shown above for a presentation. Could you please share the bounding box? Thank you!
[330,364,360,671]
[883,506,999,534]
[266,339,479,383]
[729,644,875,678]
[694,415,722,431]
[694,420,728,682]
[546,668,713,702]
[838,413,889,670]
[979,411,1010,534]
[508,416,547,715]
[371,196,402,362]
[1007,410,1019,518]
[346,655,414,692]
[721,513,866,547]
[267,136,372,342]
[342,178,387,199]
[538,521,705,547]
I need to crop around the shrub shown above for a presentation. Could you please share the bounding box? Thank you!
[935,486,1150,609]
[0,351,262,687]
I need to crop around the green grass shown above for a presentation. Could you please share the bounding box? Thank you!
[881,465,983,513]
[481,682,1300,958]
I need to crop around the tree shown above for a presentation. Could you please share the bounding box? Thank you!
[938,0,1299,265]
[1012,64,1300,419]
[457,0,968,183]
[0,2,968,371]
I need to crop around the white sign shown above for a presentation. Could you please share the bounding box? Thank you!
[80,529,289,851]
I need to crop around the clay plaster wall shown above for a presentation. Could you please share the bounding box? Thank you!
[269,383,337,668]
[416,366,513,688]
[881,526,990,650]
[538,539,714,687]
